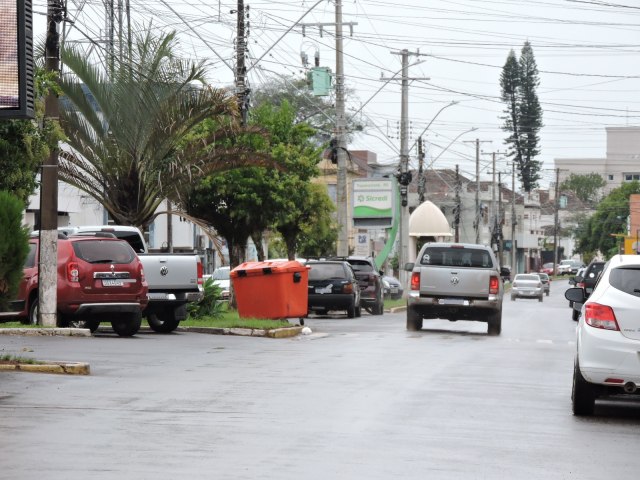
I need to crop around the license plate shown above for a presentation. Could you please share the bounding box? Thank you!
[390,287,398,294]
[315,285,333,294]
[102,279,124,287]
[439,298,466,306]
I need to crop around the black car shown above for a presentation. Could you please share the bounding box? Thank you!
[570,260,606,321]
[329,256,384,315]
[306,261,361,318]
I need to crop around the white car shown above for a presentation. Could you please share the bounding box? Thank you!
[510,273,543,302]
[206,266,230,300]
[565,255,640,416]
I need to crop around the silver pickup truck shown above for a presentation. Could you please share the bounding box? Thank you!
[405,242,506,335]
[68,226,203,333]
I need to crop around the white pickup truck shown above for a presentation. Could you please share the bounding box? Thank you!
[405,242,507,335]
[66,226,203,333]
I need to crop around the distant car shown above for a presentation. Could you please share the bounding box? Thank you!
[558,259,585,276]
[540,262,555,275]
[208,266,230,300]
[510,273,544,302]
[306,260,361,318]
[329,256,384,315]
[565,255,640,416]
[538,272,550,296]
[1,233,148,336]
[382,275,403,300]
[570,260,606,321]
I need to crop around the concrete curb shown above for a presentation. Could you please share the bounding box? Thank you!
[0,328,91,337]
[389,306,407,313]
[0,361,90,375]
[177,326,304,338]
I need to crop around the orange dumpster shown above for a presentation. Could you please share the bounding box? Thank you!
[230,260,309,319]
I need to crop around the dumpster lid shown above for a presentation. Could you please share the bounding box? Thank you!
[230,260,308,277]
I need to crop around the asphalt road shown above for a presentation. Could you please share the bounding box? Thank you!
[2,278,640,479]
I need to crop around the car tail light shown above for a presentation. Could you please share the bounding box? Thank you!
[138,262,145,283]
[410,272,420,291]
[489,276,500,294]
[67,262,80,282]
[197,258,204,287]
[343,283,354,294]
[584,302,619,331]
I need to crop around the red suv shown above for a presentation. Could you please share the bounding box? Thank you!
[5,233,148,336]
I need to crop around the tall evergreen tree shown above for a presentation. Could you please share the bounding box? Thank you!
[500,41,543,192]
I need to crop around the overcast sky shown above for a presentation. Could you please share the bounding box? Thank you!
[33,0,640,190]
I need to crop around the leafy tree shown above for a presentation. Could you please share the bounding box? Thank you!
[560,173,606,206]
[500,41,543,192]
[0,191,30,310]
[58,28,262,230]
[294,183,338,258]
[574,181,640,258]
[0,68,64,205]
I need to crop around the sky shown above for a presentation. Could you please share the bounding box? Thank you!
[31,0,640,190]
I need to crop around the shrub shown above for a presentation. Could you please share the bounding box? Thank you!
[187,277,226,319]
[0,191,30,310]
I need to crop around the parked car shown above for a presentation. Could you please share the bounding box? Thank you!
[306,261,361,318]
[569,260,606,321]
[67,225,203,333]
[538,272,551,296]
[557,259,585,276]
[510,273,544,302]
[1,232,148,336]
[382,275,403,300]
[565,255,640,416]
[405,242,505,335]
[208,266,230,300]
[540,262,555,275]
[329,256,384,315]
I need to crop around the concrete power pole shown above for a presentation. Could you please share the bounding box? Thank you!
[465,138,490,244]
[454,164,461,242]
[511,164,517,274]
[236,0,249,126]
[387,49,428,288]
[335,0,348,256]
[38,0,64,327]
[553,167,560,274]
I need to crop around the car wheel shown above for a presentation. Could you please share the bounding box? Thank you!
[355,304,362,317]
[511,295,515,301]
[147,310,180,333]
[373,295,384,316]
[572,361,597,416]
[23,295,38,325]
[487,310,502,336]
[111,312,142,337]
[347,301,356,318]
[572,308,580,321]
[546,290,550,297]
[406,307,422,331]
[538,295,543,302]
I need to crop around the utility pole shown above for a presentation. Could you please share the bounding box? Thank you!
[553,167,560,275]
[498,172,504,266]
[235,0,249,126]
[417,137,425,204]
[386,49,428,288]
[482,150,507,255]
[511,164,517,274]
[465,138,491,244]
[454,164,461,242]
[39,0,64,327]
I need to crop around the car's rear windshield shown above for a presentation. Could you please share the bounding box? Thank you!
[347,260,373,272]
[419,247,493,268]
[308,263,347,280]
[72,240,136,264]
[608,266,640,296]
[212,268,230,280]
[515,274,539,281]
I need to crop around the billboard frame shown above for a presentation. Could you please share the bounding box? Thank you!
[0,0,34,119]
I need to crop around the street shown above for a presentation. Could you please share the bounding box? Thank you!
[2,278,640,479]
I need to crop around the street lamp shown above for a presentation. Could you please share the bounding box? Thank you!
[425,127,478,170]
[409,101,458,154]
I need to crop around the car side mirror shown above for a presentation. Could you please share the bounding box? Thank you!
[565,287,587,304]
[404,262,415,271]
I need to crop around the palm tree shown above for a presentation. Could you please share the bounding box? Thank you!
[58,29,266,230]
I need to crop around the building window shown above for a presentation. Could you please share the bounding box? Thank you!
[608,174,614,181]
[624,173,640,182]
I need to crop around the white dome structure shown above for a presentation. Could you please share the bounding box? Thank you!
[408,201,453,262]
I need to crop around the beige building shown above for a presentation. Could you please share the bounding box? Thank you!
[555,126,640,194]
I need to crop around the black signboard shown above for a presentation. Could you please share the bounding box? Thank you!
[0,0,34,119]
